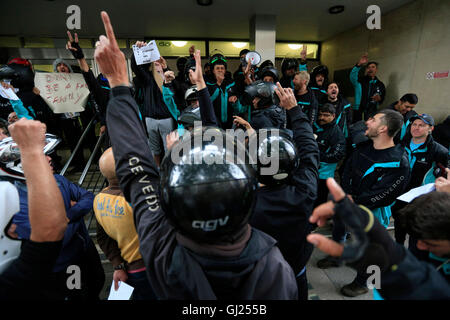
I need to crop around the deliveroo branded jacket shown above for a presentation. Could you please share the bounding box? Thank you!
[385,102,418,143]
[314,120,346,180]
[327,96,353,138]
[206,77,245,130]
[309,85,327,107]
[106,86,298,299]
[250,107,319,276]
[401,134,449,190]
[341,140,410,227]
[294,90,318,126]
[349,65,386,113]
[377,246,450,299]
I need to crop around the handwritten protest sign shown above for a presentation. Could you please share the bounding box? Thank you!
[132,41,161,65]
[34,73,90,114]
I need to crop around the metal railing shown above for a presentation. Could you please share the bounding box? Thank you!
[59,116,107,230]
[59,115,97,177]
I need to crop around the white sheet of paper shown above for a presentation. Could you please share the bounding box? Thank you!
[0,86,19,100]
[396,183,435,203]
[133,40,161,65]
[107,280,134,300]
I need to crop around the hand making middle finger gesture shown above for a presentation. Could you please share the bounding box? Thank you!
[275,82,297,110]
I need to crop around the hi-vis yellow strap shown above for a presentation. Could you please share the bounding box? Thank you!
[358,204,374,233]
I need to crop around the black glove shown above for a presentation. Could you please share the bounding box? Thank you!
[334,197,406,273]
[68,41,84,60]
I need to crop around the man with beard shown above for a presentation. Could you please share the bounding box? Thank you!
[309,65,329,106]
[292,71,318,126]
[325,82,352,138]
[384,93,419,142]
[280,46,308,89]
[317,109,410,297]
[350,53,386,122]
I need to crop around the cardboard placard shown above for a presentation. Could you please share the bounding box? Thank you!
[35,73,89,114]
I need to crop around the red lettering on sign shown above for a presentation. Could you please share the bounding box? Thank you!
[434,71,449,79]
[75,93,82,104]
[65,83,71,89]
[53,83,59,92]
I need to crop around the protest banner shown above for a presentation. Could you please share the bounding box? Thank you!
[34,73,90,113]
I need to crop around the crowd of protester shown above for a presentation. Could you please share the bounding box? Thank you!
[0,11,449,300]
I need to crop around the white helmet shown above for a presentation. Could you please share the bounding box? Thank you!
[0,181,21,274]
[0,134,61,180]
[184,85,199,102]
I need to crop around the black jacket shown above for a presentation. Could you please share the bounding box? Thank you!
[309,86,328,107]
[342,140,410,210]
[250,105,285,130]
[81,70,111,126]
[206,77,241,130]
[358,69,386,114]
[433,116,450,149]
[314,121,346,179]
[0,240,63,300]
[378,246,450,299]
[250,106,319,275]
[106,86,298,299]
[294,90,318,126]
[401,134,449,189]
[385,102,418,143]
[326,95,353,138]
[130,55,172,120]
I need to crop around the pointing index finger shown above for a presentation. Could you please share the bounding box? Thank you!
[101,11,118,49]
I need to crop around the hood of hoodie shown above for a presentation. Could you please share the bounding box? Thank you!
[165,226,278,299]
[52,59,73,73]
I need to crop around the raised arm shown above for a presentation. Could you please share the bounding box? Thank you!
[275,83,319,200]
[8,119,68,242]
[190,49,218,126]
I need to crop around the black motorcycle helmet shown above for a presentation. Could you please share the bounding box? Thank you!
[256,128,299,186]
[259,59,274,71]
[0,65,18,81]
[281,58,299,76]
[7,63,34,90]
[244,80,280,108]
[260,67,279,83]
[159,126,258,244]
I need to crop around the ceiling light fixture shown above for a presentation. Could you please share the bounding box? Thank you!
[288,44,303,50]
[171,41,187,47]
[197,0,213,6]
[329,5,345,14]
[232,42,248,49]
